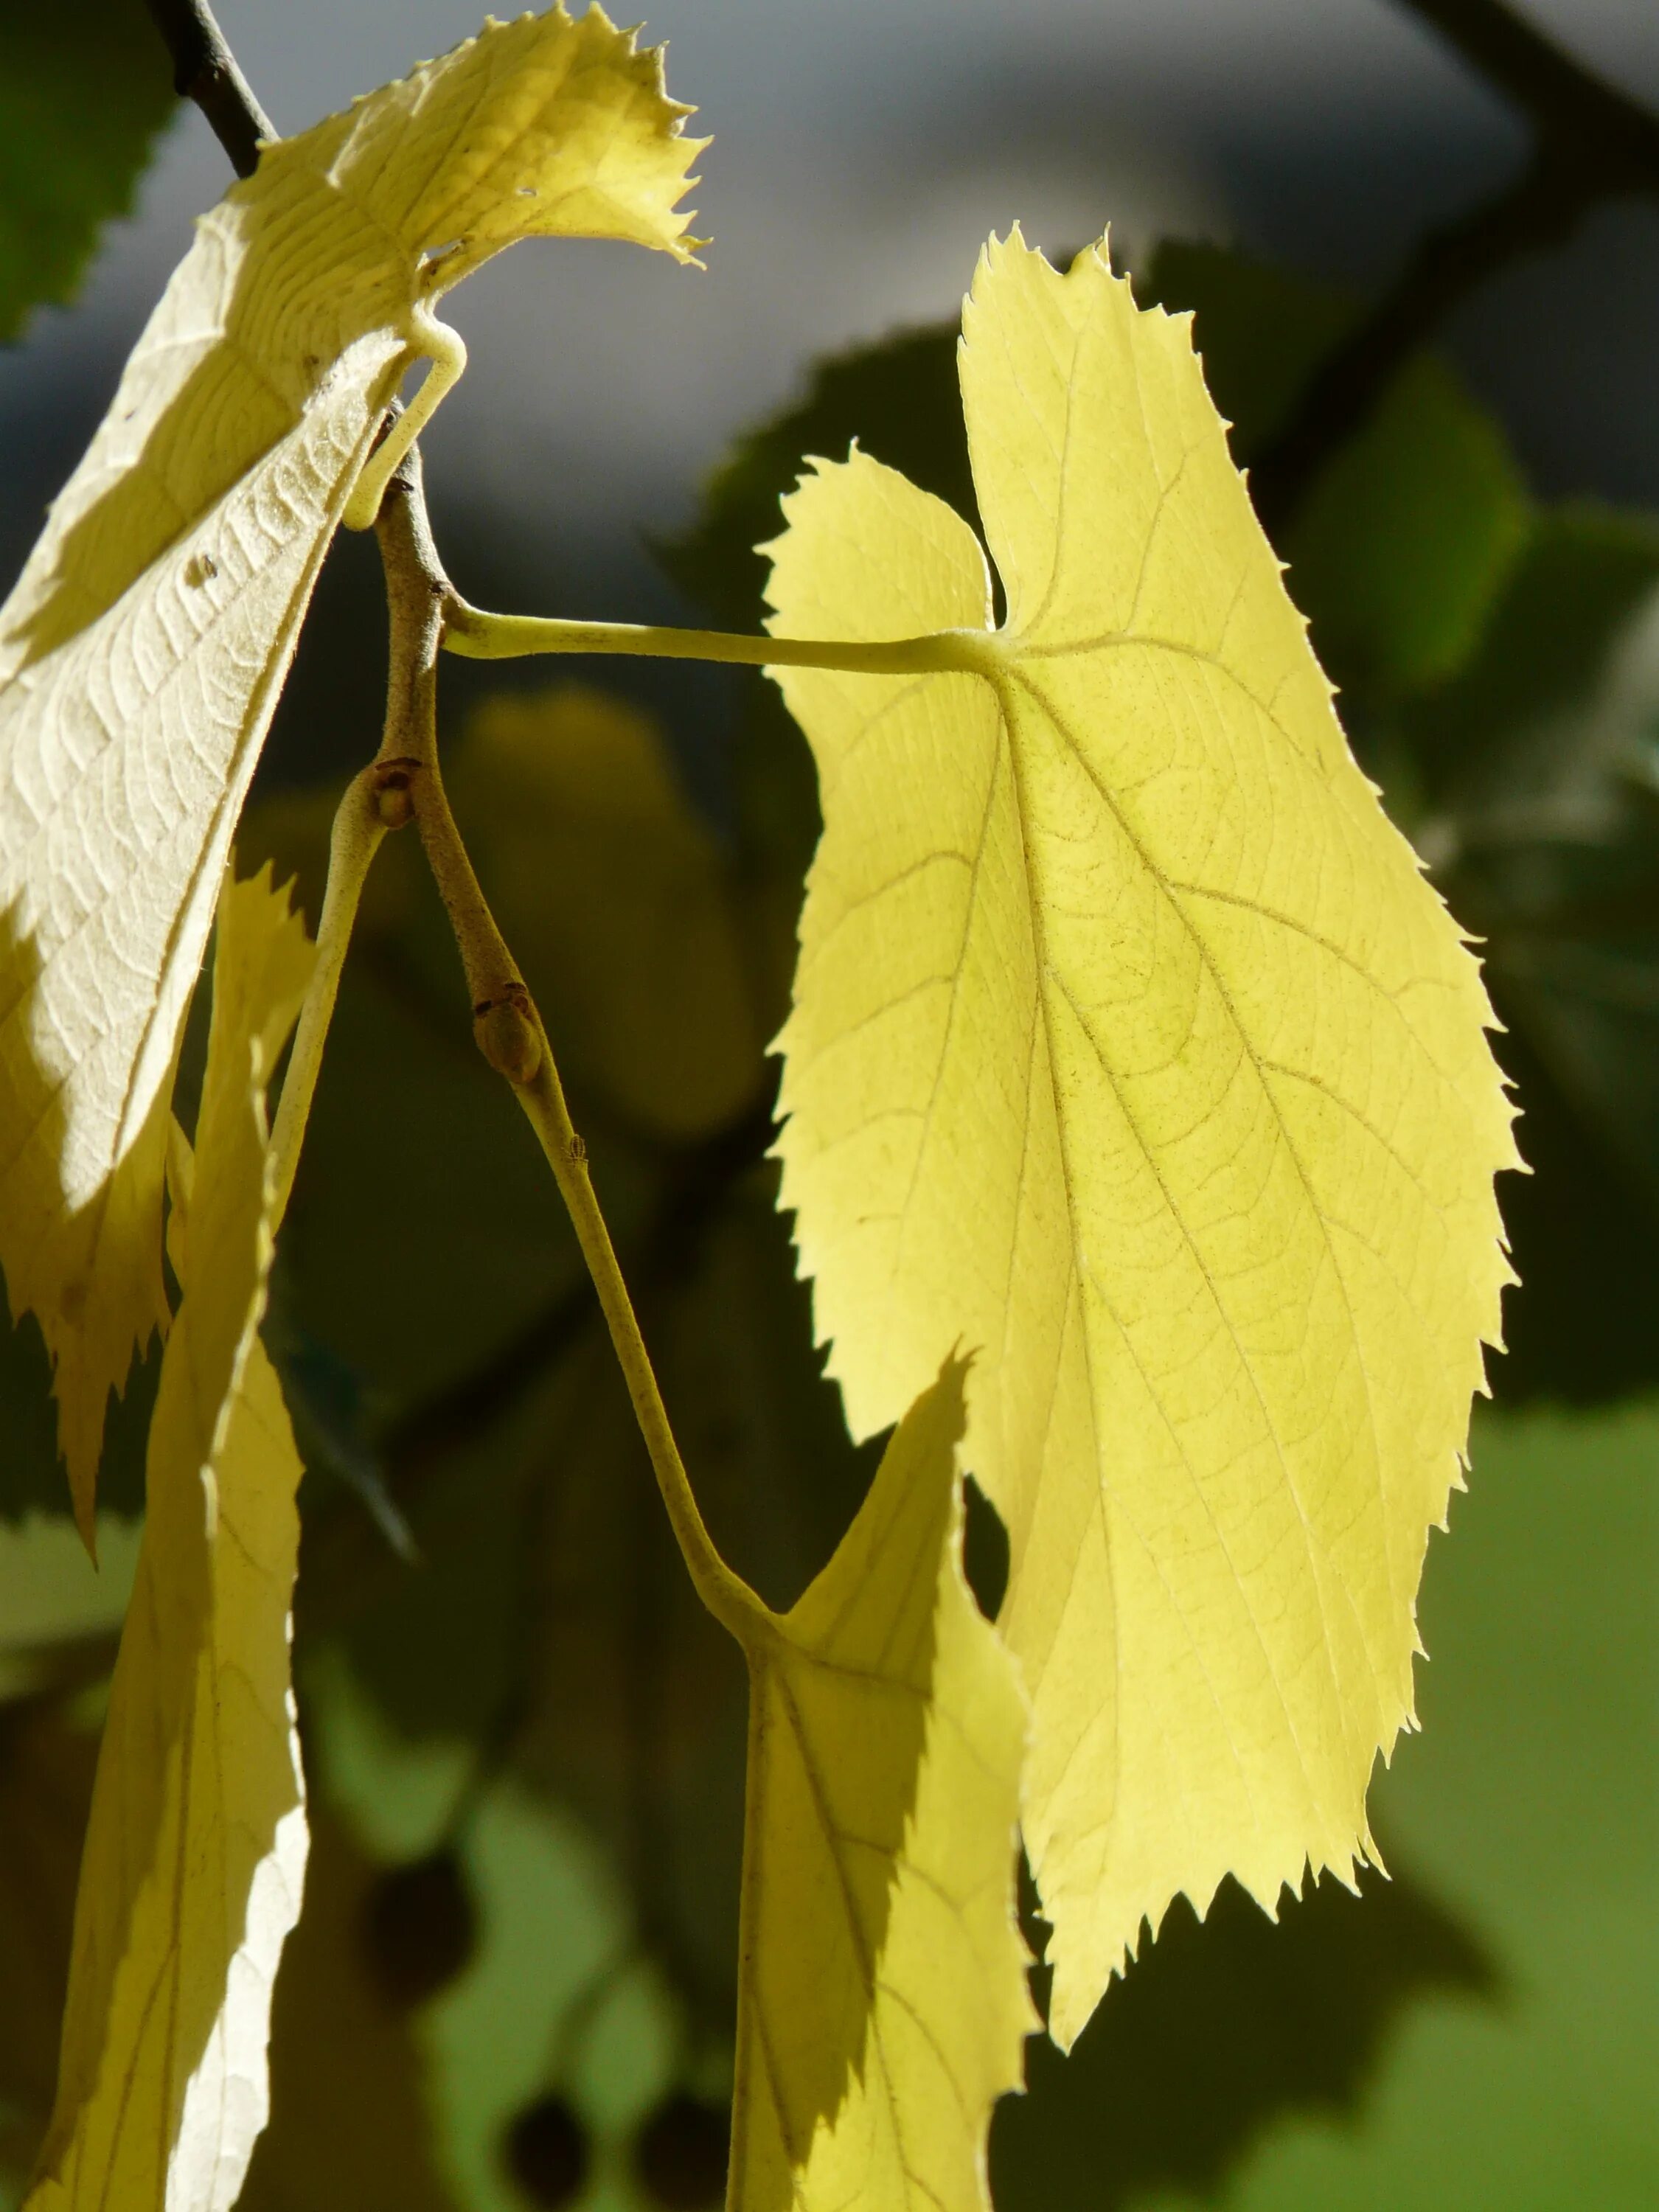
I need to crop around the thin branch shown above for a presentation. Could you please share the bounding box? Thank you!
[142,0,273,178]
[443,595,998,678]
[1252,0,1659,534]
[376,1091,778,1493]
[373,455,767,1644]
[1251,153,1566,534]
[1396,0,1659,171]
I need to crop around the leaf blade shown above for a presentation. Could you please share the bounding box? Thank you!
[0,4,701,1514]
[769,232,1517,2046]
[729,1361,1032,2212]
[24,867,314,2212]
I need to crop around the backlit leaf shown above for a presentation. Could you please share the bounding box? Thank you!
[767,232,1517,2045]
[0,4,703,1521]
[728,1360,1032,2212]
[24,866,314,2212]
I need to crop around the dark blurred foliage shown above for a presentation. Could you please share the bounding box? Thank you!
[0,0,175,344]
[0,1700,100,2180]
[992,1865,1496,2212]
[3,4,1658,2208]
[503,2096,590,2210]
[362,1848,480,2011]
[632,2094,731,2211]
[238,1806,463,2212]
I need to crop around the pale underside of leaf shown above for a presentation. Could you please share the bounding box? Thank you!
[0,3,702,1519]
[728,1360,1032,2212]
[768,234,1518,2047]
[25,868,315,2212]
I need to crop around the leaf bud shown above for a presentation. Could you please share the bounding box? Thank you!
[372,756,422,830]
[473,983,542,1085]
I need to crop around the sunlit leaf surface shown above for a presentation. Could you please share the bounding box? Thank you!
[24,868,313,2212]
[0,4,702,1518]
[768,232,1517,2044]
[729,1361,1032,2212]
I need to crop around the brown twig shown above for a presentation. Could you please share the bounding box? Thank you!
[141,0,273,178]
[1397,0,1659,165]
[1251,0,1659,534]
[135,0,752,1629]
[369,455,762,1638]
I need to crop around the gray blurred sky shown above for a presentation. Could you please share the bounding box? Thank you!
[4,0,1658,614]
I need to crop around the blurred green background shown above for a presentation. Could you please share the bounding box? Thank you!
[1,1,1657,2208]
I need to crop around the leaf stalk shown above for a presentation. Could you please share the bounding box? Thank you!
[375,454,765,1643]
[267,773,386,1231]
[442,597,1003,681]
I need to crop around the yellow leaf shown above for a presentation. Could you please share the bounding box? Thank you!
[728,1360,1032,2212]
[766,233,1518,2046]
[25,866,316,2212]
[0,6,702,1520]
[449,685,768,1140]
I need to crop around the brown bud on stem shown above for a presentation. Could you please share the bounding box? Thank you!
[473,984,542,1085]
[372,757,422,830]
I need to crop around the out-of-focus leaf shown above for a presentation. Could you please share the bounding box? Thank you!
[992,1863,1495,2211]
[727,1360,1032,2212]
[0,1318,153,1528]
[237,1805,461,2212]
[1394,509,1659,1402]
[1475,1022,1659,1404]
[24,869,313,2212]
[327,1172,875,2026]
[0,1703,100,2190]
[661,327,977,630]
[1140,240,1528,696]
[448,687,771,1142]
[0,4,702,1519]
[1155,1401,1658,2208]
[235,784,630,1417]
[0,1516,139,1703]
[1399,504,1659,818]
[768,233,1515,2045]
[660,322,984,908]
[0,0,175,344]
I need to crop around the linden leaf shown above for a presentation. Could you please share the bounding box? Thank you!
[767,232,1518,2047]
[24,866,316,2212]
[0,4,703,1524]
[728,1359,1032,2212]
